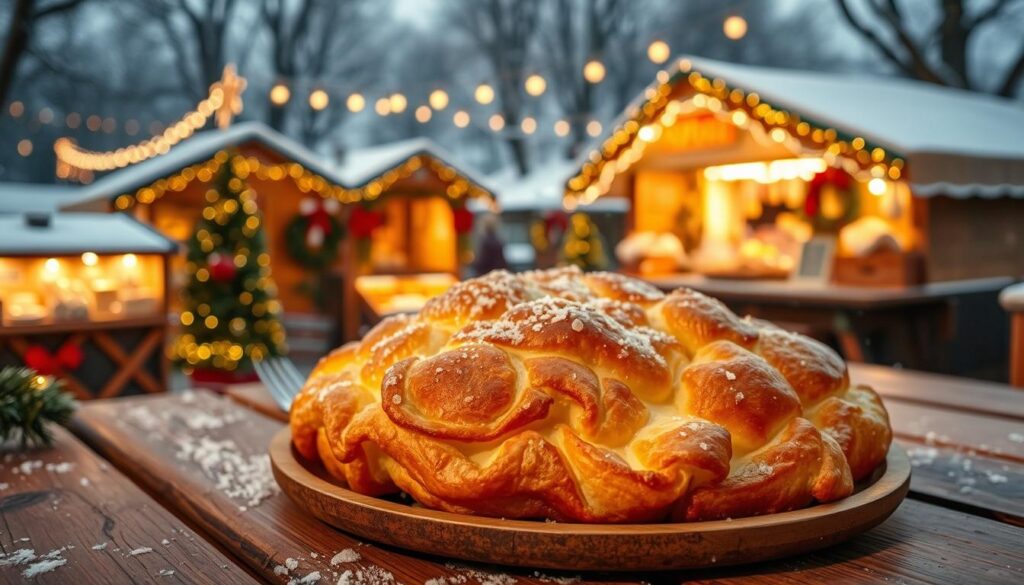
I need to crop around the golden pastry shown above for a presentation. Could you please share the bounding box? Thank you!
[291,267,891,523]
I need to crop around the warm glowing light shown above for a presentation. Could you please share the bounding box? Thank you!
[81,252,98,266]
[309,88,329,110]
[453,110,470,128]
[269,83,290,106]
[723,15,748,40]
[583,59,606,83]
[524,74,547,96]
[475,84,495,105]
[122,253,138,268]
[704,158,827,183]
[868,178,887,196]
[554,120,570,137]
[520,116,537,135]
[586,120,602,137]
[375,97,391,116]
[488,114,505,131]
[647,40,670,64]
[429,89,449,110]
[387,93,405,113]
[638,125,660,142]
[346,93,365,112]
[44,258,60,274]
[16,139,32,157]
[415,105,432,123]
[8,101,24,117]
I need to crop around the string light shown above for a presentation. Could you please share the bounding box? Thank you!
[453,110,470,128]
[375,97,391,116]
[554,120,570,137]
[429,89,449,110]
[309,88,329,111]
[524,74,547,96]
[723,15,748,40]
[270,83,291,106]
[17,139,32,157]
[583,60,606,84]
[342,93,364,113]
[586,120,602,137]
[53,65,246,182]
[415,105,432,123]
[488,114,505,131]
[387,93,405,113]
[475,84,495,105]
[520,116,537,135]
[8,101,24,117]
[648,40,671,64]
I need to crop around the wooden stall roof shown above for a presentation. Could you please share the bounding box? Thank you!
[0,212,177,256]
[566,55,1024,202]
[0,182,84,215]
[338,137,496,198]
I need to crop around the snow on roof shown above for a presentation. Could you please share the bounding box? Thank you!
[478,159,628,213]
[0,213,177,255]
[60,122,342,209]
[580,56,1024,198]
[336,137,497,195]
[0,182,84,214]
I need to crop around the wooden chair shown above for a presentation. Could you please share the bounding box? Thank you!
[1000,282,1024,387]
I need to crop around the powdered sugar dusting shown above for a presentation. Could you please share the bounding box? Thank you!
[174,436,279,507]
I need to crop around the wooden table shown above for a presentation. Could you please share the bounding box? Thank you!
[644,274,1014,372]
[3,367,1022,583]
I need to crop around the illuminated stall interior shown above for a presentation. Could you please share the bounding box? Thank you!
[566,57,1024,284]
[0,213,173,327]
[335,139,495,337]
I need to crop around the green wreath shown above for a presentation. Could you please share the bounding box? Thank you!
[284,212,344,270]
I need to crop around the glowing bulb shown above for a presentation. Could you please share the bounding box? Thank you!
[415,105,432,123]
[868,178,887,196]
[524,74,546,96]
[269,83,290,106]
[586,120,602,137]
[44,258,60,274]
[638,125,658,142]
[346,93,365,112]
[520,116,537,135]
[489,114,505,131]
[16,139,32,157]
[723,15,748,40]
[309,89,329,110]
[81,252,98,266]
[554,120,570,137]
[583,59,606,83]
[375,97,391,116]
[122,253,138,268]
[475,84,495,105]
[429,89,449,110]
[453,110,470,128]
[647,40,670,64]
[389,93,407,113]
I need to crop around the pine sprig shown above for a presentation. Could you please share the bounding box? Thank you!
[0,367,78,449]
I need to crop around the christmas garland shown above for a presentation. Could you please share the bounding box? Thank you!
[0,367,77,448]
[285,198,344,269]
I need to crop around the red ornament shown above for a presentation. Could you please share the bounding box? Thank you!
[208,252,238,282]
[453,207,474,234]
[348,207,384,239]
[24,342,83,376]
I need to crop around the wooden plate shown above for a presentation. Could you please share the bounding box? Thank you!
[269,427,910,572]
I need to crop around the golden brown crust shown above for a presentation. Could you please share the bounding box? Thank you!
[290,267,891,523]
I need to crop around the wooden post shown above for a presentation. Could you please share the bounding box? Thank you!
[999,283,1024,388]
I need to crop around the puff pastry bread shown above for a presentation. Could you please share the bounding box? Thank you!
[291,267,891,523]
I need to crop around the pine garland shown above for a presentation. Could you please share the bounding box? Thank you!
[0,367,77,448]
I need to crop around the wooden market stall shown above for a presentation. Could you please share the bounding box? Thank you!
[565,56,1024,285]
[0,212,177,398]
[332,138,496,340]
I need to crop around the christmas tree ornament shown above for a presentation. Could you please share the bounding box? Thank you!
[0,366,77,449]
[208,252,238,283]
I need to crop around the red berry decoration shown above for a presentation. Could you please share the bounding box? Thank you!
[453,207,474,234]
[348,207,384,239]
[208,252,238,283]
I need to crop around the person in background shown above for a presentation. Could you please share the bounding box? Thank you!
[473,213,507,276]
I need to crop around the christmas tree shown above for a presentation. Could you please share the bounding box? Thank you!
[560,212,610,271]
[173,152,287,375]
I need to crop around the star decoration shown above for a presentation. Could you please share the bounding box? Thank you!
[214,64,247,129]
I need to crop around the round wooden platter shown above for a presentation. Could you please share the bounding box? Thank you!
[269,427,910,572]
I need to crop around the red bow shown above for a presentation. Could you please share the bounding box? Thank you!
[453,207,474,234]
[24,342,84,376]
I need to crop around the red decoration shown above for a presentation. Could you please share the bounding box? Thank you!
[805,167,852,218]
[299,197,340,249]
[348,207,384,239]
[453,207,474,234]
[543,210,569,236]
[24,342,84,376]
[208,252,237,282]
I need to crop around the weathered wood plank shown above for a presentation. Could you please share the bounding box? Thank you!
[0,425,257,585]
[72,391,1024,584]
